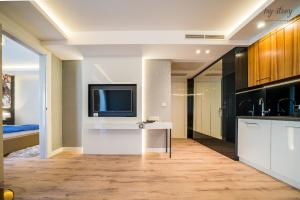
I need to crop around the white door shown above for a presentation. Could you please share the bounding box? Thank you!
[193,78,202,133]
[201,82,211,136]
[171,77,187,138]
[210,81,222,139]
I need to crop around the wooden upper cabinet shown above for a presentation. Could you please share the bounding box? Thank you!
[248,43,259,87]
[284,23,294,77]
[271,29,285,81]
[294,19,300,76]
[258,35,271,84]
[248,16,300,87]
[248,44,255,87]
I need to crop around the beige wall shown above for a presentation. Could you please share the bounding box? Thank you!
[143,60,171,149]
[62,60,82,147]
[51,55,62,151]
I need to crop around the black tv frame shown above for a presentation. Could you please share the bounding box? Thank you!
[88,84,137,117]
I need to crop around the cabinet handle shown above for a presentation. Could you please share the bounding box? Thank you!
[256,77,270,82]
[285,126,300,129]
[245,122,259,127]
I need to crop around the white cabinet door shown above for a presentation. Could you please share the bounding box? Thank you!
[271,121,300,187]
[238,119,271,170]
[201,82,211,136]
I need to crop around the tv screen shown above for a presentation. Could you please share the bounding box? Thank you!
[88,84,137,117]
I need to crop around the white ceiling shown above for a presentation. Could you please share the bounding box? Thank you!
[0,1,65,40]
[1,0,300,77]
[171,62,205,78]
[42,0,263,32]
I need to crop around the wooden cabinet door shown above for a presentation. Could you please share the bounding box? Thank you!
[258,35,271,84]
[285,23,295,77]
[248,44,255,87]
[271,29,285,81]
[294,19,300,76]
[248,43,259,87]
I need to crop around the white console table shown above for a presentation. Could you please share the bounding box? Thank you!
[85,122,173,158]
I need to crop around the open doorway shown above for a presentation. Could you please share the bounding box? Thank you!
[2,34,41,159]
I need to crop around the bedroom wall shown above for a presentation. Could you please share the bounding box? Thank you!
[143,60,172,150]
[62,60,82,147]
[14,74,39,124]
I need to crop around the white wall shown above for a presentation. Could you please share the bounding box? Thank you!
[14,74,39,124]
[82,57,143,154]
[171,76,187,138]
[143,60,171,150]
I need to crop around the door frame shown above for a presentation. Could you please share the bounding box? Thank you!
[2,32,49,158]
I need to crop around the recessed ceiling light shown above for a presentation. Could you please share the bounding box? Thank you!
[205,50,210,54]
[257,21,266,29]
[196,49,201,54]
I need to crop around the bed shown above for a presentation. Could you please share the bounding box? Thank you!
[3,124,39,156]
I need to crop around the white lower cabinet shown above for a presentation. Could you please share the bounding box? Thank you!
[238,118,300,189]
[271,121,300,188]
[238,119,271,171]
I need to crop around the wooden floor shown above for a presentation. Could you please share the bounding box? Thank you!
[4,139,300,200]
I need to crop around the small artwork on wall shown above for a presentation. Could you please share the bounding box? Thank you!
[2,74,15,124]
[2,74,13,109]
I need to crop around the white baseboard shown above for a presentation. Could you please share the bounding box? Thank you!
[49,147,64,157]
[62,147,83,153]
[50,147,83,157]
[146,148,169,153]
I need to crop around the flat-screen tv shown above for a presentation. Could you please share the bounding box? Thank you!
[88,84,137,117]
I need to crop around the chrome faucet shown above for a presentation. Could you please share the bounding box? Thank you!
[258,98,270,116]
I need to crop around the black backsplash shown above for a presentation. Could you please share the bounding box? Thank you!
[236,81,300,116]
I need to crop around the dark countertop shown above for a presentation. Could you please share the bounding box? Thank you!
[237,116,300,121]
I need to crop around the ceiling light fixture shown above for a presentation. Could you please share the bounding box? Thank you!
[196,49,201,54]
[205,50,210,54]
[257,21,266,29]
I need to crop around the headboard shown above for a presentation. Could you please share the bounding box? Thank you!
[2,74,15,125]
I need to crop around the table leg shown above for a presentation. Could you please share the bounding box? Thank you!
[169,129,172,158]
[165,129,168,153]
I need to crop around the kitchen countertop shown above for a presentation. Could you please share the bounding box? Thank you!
[237,115,300,121]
